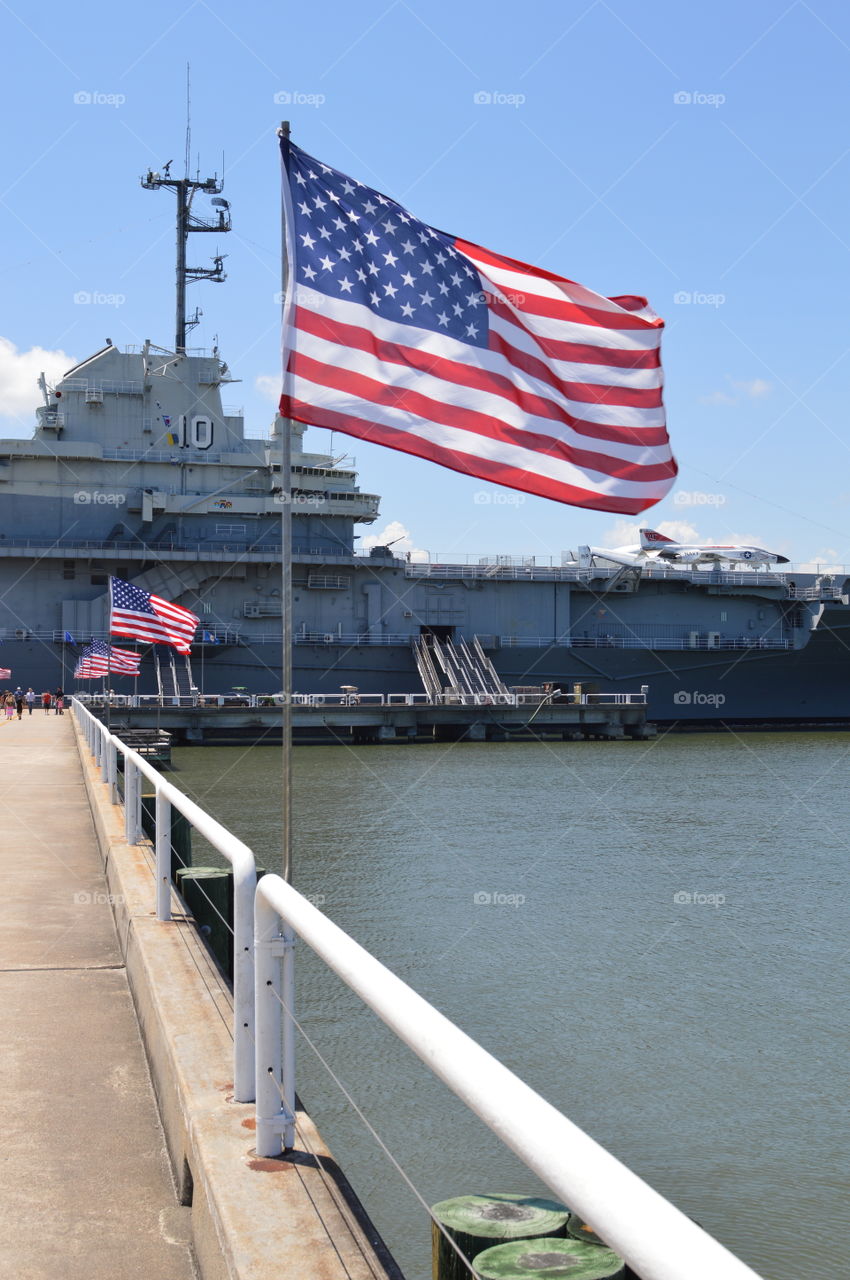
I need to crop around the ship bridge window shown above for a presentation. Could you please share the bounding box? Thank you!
[215,523,246,537]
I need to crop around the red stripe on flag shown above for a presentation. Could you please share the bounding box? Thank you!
[487,300,661,368]
[282,396,666,515]
[294,307,664,419]
[289,350,675,484]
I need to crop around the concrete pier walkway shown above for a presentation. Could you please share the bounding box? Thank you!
[0,708,197,1278]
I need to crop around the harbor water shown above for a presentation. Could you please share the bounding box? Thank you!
[171,733,850,1280]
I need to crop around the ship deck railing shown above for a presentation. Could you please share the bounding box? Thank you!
[3,629,795,651]
[407,562,793,585]
[71,695,761,1279]
[498,635,794,650]
[74,690,649,709]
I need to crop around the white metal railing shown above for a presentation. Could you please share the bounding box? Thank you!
[71,695,761,1279]
[72,698,257,1102]
[499,635,793,651]
[254,874,762,1280]
[59,378,143,395]
[74,690,648,710]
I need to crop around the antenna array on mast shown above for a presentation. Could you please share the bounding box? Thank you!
[142,72,231,353]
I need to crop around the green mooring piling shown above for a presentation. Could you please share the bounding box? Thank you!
[430,1194,570,1280]
[175,867,234,978]
[472,1237,625,1280]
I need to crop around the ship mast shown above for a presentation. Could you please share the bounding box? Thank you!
[141,161,231,353]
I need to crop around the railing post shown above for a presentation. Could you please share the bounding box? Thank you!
[281,923,296,1147]
[132,761,142,843]
[107,739,118,803]
[100,727,109,783]
[232,859,258,1103]
[124,759,141,845]
[255,892,283,1157]
[254,890,296,1155]
[123,760,134,843]
[155,789,172,921]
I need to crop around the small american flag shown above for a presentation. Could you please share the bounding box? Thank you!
[280,140,675,515]
[0,667,10,679]
[110,577,198,654]
[74,639,141,678]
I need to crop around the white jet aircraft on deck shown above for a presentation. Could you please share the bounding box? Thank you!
[638,528,789,568]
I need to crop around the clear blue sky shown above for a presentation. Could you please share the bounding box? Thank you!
[2,0,849,567]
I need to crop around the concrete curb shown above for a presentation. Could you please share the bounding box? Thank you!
[71,716,401,1280]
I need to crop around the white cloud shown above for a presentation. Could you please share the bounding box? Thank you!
[734,377,771,398]
[700,389,736,406]
[360,520,427,561]
[255,374,280,402]
[700,375,771,406]
[794,549,845,573]
[0,337,74,424]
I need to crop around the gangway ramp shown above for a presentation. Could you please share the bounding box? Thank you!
[413,634,510,699]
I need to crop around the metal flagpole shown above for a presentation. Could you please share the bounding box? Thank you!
[106,642,112,733]
[279,119,293,888]
[277,119,296,1150]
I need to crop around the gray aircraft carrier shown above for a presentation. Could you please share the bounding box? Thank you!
[1,160,847,725]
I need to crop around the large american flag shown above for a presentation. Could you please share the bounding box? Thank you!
[109,578,198,654]
[74,638,141,679]
[280,140,675,515]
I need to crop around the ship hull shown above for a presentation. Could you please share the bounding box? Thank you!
[6,605,849,724]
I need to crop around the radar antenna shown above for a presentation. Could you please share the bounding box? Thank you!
[141,116,232,352]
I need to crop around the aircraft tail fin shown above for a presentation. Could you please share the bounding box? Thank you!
[640,528,676,550]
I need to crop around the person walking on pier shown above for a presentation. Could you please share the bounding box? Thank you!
[14,687,23,720]
[41,690,51,713]
[4,692,15,721]
[54,687,64,715]
[25,688,35,715]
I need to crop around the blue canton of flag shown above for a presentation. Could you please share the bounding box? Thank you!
[288,148,487,348]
